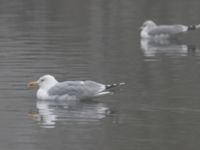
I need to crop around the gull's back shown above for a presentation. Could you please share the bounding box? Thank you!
[148,25,187,36]
[48,80,105,99]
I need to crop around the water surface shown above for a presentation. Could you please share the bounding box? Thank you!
[1,0,200,150]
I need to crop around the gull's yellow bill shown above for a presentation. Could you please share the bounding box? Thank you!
[28,80,38,88]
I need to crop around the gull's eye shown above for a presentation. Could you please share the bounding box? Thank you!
[40,79,45,82]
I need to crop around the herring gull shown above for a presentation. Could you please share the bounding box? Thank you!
[28,74,125,100]
[140,20,200,39]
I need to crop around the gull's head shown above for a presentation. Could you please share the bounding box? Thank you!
[28,74,58,89]
[141,20,156,30]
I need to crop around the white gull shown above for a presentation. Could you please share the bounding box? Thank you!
[140,20,200,39]
[28,74,125,100]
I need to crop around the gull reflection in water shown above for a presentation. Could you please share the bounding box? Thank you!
[140,38,196,57]
[29,100,111,128]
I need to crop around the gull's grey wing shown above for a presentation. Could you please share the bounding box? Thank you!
[148,25,187,36]
[48,81,106,98]
[83,80,105,92]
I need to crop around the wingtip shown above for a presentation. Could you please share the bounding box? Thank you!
[119,82,126,86]
[188,24,200,30]
[105,82,125,90]
[196,24,200,29]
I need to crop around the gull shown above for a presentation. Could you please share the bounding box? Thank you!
[28,74,125,100]
[140,20,200,39]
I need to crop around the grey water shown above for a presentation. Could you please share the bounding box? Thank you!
[1,0,200,150]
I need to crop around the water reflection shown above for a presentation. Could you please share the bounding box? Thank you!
[140,38,196,57]
[29,99,111,128]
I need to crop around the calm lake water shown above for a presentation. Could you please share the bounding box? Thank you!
[1,0,200,150]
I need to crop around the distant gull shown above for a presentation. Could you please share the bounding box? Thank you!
[140,20,200,39]
[28,74,125,100]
